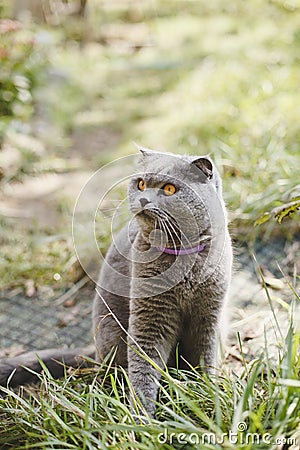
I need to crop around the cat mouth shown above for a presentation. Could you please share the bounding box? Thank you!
[137,207,212,247]
[138,209,158,220]
[138,206,188,236]
[137,206,169,222]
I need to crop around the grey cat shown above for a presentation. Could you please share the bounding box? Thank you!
[0,148,232,418]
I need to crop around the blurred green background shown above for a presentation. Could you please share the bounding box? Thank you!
[0,0,299,292]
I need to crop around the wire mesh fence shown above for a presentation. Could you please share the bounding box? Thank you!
[0,239,298,358]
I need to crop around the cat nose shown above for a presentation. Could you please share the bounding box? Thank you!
[140,198,150,207]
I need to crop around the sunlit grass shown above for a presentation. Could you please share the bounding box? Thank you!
[0,277,299,449]
[0,219,75,291]
[1,0,300,289]
[46,0,300,225]
[1,2,299,446]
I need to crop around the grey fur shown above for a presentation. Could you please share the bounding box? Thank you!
[0,149,232,419]
[93,149,232,417]
[0,346,94,388]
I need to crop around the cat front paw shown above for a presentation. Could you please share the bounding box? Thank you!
[129,391,156,422]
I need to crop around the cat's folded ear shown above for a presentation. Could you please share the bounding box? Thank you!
[133,142,154,156]
[191,157,213,180]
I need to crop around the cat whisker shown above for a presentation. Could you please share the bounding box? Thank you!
[165,219,185,248]
[147,208,186,249]
[99,202,127,209]
[158,218,166,243]
[97,208,128,216]
[160,220,170,248]
[158,221,167,248]
[102,198,127,202]
[99,206,128,213]
[157,218,167,247]
[154,219,163,247]
[166,215,196,248]
[97,214,128,221]
[162,220,177,250]
[167,214,195,247]
[168,213,207,247]
[142,205,201,249]
[99,208,123,213]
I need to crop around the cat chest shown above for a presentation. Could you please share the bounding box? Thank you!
[132,255,210,300]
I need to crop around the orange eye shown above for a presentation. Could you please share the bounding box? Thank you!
[163,183,176,196]
[138,179,146,191]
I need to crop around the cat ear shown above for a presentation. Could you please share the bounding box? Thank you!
[191,157,213,179]
[133,142,154,156]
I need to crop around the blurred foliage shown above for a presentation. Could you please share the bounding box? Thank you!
[0,19,49,144]
[42,0,300,229]
[0,0,300,289]
[0,217,74,290]
[255,198,300,226]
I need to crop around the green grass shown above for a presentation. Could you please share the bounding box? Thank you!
[47,0,300,219]
[0,274,300,450]
[0,279,299,449]
[0,218,76,292]
[0,2,299,447]
[1,0,300,289]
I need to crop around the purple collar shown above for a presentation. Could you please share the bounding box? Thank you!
[155,243,206,255]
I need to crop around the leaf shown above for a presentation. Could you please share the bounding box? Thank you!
[254,212,271,226]
[272,199,300,224]
[255,199,300,226]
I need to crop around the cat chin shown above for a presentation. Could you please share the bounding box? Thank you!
[134,213,158,239]
[135,210,157,225]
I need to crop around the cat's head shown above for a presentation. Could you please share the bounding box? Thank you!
[128,147,226,247]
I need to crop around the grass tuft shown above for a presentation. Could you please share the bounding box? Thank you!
[1,279,299,449]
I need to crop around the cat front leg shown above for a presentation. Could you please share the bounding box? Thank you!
[127,294,180,418]
[180,318,218,371]
[180,300,226,372]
